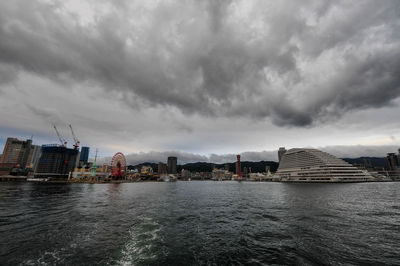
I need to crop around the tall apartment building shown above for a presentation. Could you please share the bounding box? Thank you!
[0,138,44,175]
[158,162,167,175]
[80,146,90,163]
[167,156,177,174]
[0,138,32,167]
[1,138,42,173]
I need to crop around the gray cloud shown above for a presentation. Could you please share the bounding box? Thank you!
[97,145,399,166]
[97,150,278,166]
[97,150,209,166]
[0,0,399,127]
[320,145,400,159]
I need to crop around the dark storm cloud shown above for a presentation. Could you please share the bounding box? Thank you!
[0,0,399,126]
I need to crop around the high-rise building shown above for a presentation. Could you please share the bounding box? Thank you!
[386,153,399,171]
[158,162,167,175]
[167,156,177,174]
[0,138,33,169]
[278,147,287,163]
[80,146,90,163]
[35,145,79,179]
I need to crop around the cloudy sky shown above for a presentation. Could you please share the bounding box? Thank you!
[0,0,400,164]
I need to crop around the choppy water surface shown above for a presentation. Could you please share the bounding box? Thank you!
[1,181,399,265]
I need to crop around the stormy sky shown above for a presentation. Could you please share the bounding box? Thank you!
[0,0,400,164]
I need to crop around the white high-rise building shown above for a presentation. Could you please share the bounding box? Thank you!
[275,148,374,182]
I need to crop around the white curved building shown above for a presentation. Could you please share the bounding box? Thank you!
[275,148,374,182]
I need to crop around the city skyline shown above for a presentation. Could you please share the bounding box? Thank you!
[2,135,400,166]
[1,1,400,160]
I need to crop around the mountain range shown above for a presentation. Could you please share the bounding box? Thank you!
[127,157,389,173]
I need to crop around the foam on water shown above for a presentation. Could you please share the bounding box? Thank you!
[117,217,162,266]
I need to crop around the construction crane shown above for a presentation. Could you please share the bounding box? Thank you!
[53,125,67,147]
[69,124,80,150]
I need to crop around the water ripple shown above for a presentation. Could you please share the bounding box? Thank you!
[0,182,399,265]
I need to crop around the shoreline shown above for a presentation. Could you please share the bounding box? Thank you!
[0,175,396,184]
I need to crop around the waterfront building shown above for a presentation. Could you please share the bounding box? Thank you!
[34,145,79,179]
[167,156,177,174]
[0,138,37,174]
[385,150,400,180]
[181,169,191,179]
[0,138,32,168]
[158,162,167,175]
[248,172,278,181]
[274,148,374,182]
[141,165,153,174]
[386,153,399,171]
[80,146,90,163]
[212,169,232,180]
[72,164,109,180]
[278,147,287,163]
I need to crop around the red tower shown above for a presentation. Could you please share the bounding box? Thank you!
[236,155,242,178]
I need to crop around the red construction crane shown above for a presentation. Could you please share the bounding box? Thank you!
[53,125,67,147]
[69,124,80,150]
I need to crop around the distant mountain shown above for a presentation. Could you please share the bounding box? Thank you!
[178,161,279,173]
[342,157,387,168]
[127,162,158,171]
[127,157,388,173]
[128,161,279,173]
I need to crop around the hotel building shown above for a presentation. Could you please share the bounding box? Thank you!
[275,148,374,182]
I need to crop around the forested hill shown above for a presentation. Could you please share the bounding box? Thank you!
[127,161,279,173]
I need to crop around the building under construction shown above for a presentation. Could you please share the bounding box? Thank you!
[34,124,81,179]
[34,145,79,179]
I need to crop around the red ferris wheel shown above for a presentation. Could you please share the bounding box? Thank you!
[110,152,126,179]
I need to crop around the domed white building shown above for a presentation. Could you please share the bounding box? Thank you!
[275,148,374,182]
